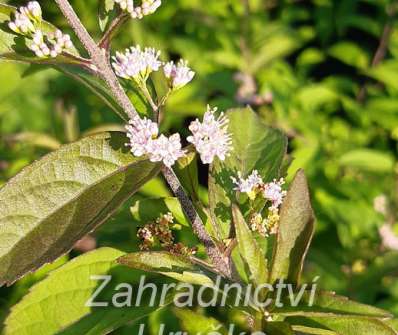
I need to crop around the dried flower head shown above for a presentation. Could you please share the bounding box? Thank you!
[187,105,232,164]
[112,45,161,82]
[163,59,195,90]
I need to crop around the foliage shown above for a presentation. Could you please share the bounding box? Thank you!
[0,0,397,334]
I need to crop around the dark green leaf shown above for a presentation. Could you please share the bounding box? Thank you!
[4,247,148,335]
[273,290,392,318]
[0,132,160,286]
[209,107,287,239]
[98,0,116,32]
[288,316,396,335]
[232,204,268,287]
[118,251,214,286]
[270,169,315,284]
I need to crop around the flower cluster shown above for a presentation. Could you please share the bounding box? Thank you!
[137,212,197,256]
[163,60,195,90]
[8,1,41,34]
[187,106,232,164]
[112,46,162,83]
[126,116,185,167]
[8,2,73,58]
[112,45,195,91]
[114,0,161,19]
[232,170,287,236]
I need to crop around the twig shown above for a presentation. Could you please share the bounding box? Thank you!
[161,167,231,277]
[54,0,230,277]
[54,0,137,120]
[357,5,396,103]
[98,13,129,50]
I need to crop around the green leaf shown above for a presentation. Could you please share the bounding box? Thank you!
[288,316,396,335]
[209,107,287,239]
[0,132,160,286]
[329,42,369,69]
[4,247,160,335]
[131,197,190,227]
[173,149,199,202]
[264,322,294,335]
[339,149,394,173]
[118,251,214,286]
[56,65,128,121]
[173,308,227,334]
[0,4,80,63]
[4,132,61,150]
[273,290,392,318]
[270,169,315,284]
[98,0,116,32]
[232,204,268,287]
[0,4,131,121]
[291,325,338,334]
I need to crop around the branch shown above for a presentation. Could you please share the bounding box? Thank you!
[98,13,129,50]
[161,167,231,277]
[357,5,396,103]
[54,0,231,277]
[54,0,137,120]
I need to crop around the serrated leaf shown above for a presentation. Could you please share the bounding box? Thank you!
[118,251,214,286]
[4,247,163,335]
[270,169,315,284]
[209,107,287,239]
[232,204,268,287]
[0,132,161,286]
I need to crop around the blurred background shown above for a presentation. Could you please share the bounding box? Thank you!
[1,0,398,333]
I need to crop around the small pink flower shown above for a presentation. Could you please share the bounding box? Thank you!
[187,105,232,164]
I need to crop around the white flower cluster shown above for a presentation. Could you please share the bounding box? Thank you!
[112,46,195,90]
[8,1,41,34]
[231,170,263,195]
[114,0,161,19]
[187,106,232,164]
[232,170,287,236]
[29,29,73,58]
[126,116,185,167]
[126,105,232,167]
[112,46,162,82]
[164,60,195,90]
[8,1,73,58]
[232,170,286,209]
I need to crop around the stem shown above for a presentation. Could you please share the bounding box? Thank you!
[54,0,231,277]
[55,0,137,120]
[162,166,231,277]
[98,13,129,50]
[357,5,396,103]
[140,82,159,120]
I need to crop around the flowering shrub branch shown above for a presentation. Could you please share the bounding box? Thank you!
[0,1,397,334]
[53,0,232,276]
